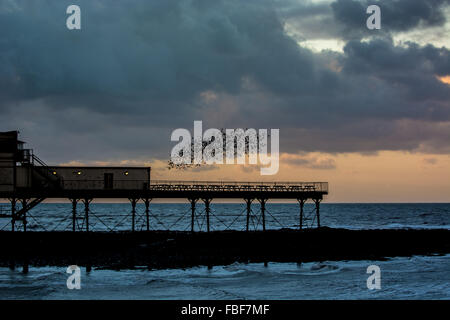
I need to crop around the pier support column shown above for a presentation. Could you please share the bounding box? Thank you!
[297,198,306,230]
[143,198,151,231]
[244,198,253,232]
[258,198,267,231]
[130,198,138,232]
[10,198,16,232]
[70,199,78,232]
[20,198,28,232]
[22,260,29,274]
[82,198,92,232]
[202,198,212,233]
[314,199,321,228]
[189,198,198,233]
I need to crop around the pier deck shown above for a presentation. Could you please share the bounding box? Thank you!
[3,180,328,199]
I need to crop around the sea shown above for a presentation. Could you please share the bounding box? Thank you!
[0,202,449,299]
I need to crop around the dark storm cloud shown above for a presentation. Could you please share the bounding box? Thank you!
[1,0,450,163]
[341,38,450,101]
[275,0,337,40]
[0,0,317,113]
[331,0,450,39]
[283,0,450,41]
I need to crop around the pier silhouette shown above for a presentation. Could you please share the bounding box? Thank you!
[0,131,327,233]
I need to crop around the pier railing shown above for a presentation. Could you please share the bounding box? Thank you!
[58,180,328,193]
[150,180,328,193]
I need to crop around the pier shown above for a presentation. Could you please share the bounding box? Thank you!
[0,131,327,233]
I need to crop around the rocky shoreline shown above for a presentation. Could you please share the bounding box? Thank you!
[1,227,449,270]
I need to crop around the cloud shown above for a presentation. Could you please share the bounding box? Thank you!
[422,157,438,165]
[0,0,450,165]
[0,0,319,111]
[341,38,450,102]
[282,0,450,45]
[331,0,450,39]
[282,154,337,170]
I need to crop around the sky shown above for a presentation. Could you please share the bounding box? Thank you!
[1,0,450,202]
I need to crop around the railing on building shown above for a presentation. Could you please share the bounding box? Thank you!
[62,180,149,190]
